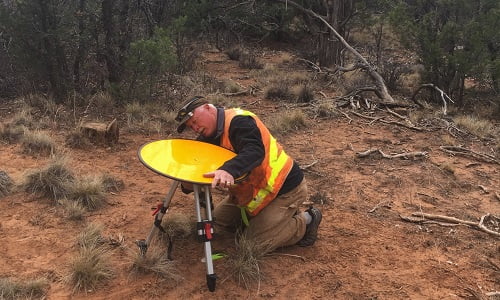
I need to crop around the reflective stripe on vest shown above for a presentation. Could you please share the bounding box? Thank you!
[221,108,293,216]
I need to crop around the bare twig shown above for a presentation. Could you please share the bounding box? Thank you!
[478,185,489,194]
[368,201,391,213]
[439,146,500,165]
[266,253,306,262]
[356,148,428,160]
[402,212,500,237]
[351,111,424,131]
[338,110,353,123]
[296,58,323,73]
[220,90,250,97]
[411,83,454,115]
[300,160,318,170]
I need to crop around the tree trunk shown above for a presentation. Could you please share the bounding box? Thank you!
[102,0,121,83]
[317,0,353,67]
[37,0,71,104]
[73,0,87,90]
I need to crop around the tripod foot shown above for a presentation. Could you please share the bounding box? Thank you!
[136,239,148,256]
[207,274,217,292]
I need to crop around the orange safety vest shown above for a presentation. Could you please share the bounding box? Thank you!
[221,108,293,216]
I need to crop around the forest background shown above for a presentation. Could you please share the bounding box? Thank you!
[0,0,499,299]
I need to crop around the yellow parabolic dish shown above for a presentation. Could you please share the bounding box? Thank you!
[138,139,237,184]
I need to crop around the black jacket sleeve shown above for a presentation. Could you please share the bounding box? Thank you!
[217,116,264,179]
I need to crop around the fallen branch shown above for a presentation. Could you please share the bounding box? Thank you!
[276,0,395,103]
[402,212,500,237]
[411,83,454,115]
[399,215,464,227]
[338,110,353,123]
[356,148,428,160]
[351,111,424,131]
[368,201,392,213]
[220,90,250,97]
[439,146,500,165]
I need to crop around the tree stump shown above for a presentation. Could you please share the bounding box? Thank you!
[80,118,119,145]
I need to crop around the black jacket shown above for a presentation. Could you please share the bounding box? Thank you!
[198,107,303,195]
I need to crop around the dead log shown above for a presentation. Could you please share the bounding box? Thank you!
[276,0,395,103]
[80,118,119,145]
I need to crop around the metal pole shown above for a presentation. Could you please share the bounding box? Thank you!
[136,180,179,255]
[194,184,216,292]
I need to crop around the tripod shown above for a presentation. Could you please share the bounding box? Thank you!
[137,139,240,292]
[136,180,217,292]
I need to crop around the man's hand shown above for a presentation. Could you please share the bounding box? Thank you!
[203,170,234,189]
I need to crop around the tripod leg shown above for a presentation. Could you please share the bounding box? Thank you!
[194,184,216,292]
[137,180,179,256]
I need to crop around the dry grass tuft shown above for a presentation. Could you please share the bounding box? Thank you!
[226,233,272,289]
[158,213,193,243]
[93,91,116,114]
[225,46,244,61]
[0,170,14,198]
[439,162,456,175]
[338,71,372,95]
[59,198,86,221]
[222,79,242,93]
[440,134,457,146]
[0,123,26,144]
[408,109,428,124]
[268,110,307,136]
[77,223,107,249]
[263,82,293,101]
[68,245,113,293]
[10,109,35,128]
[100,173,125,193]
[209,95,238,108]
[453,115,495,138]
[22,157,75,201]
[68,222,113,293]
[292,84,314,103]
[70,176,106,211]
[130,248,183,281]
[125,102,144,125]
[21,130,57,156]
[239,52,263,69]
[286,71,310,85]
[314,101,338,119]
[66,129,92,149]
[0,277,49,299]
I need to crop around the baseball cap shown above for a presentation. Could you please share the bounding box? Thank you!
[175,96,208,133]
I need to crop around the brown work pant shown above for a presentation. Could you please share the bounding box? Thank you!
[213,179,308,252]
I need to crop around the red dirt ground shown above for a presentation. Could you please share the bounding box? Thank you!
[1,49,499,300]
